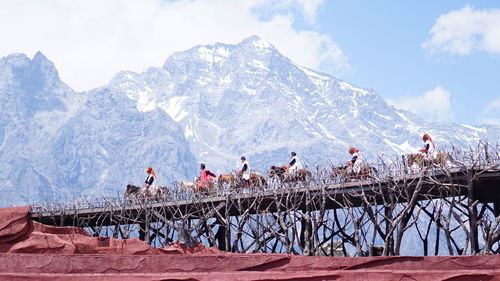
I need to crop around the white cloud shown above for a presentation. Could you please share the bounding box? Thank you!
[388,86,454,122]
[256,0,325,24]
[423,6,500,55]
[0,0,346,91]
[480,96,500,125]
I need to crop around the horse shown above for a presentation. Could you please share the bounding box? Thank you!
[250,173,267,188]
[125,184,141,197]
[180,181,197,193]
[331,166,349,181]
[406,152,453,169]
[268,166,287,182]
[124,184,166,201]
[356,166,378,180]
[180,180,217,195]
[218,174,236,188]
[331,165,378,182]
[269,166,310,184]
[405,153,425,169]
[435,152,453,165]
[233,173,267,190]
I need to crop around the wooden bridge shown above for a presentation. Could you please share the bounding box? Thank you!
[30,145,500,257]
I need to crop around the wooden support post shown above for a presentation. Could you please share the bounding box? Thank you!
[494,196,500,217]
[138,223,147,242]
[215,219,226,251]
[467,181,480,254]
[300,211,312,256]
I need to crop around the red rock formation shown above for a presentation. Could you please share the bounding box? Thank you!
[0,206,222,256]
[1,206,500,280]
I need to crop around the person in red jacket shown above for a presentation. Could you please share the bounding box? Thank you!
[197,163,216,191]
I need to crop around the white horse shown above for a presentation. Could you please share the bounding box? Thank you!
[180,181,197,193]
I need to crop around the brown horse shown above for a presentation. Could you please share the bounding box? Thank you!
[332,166,377,182]
[125,184,166,201]
[435,152,452,165]
[218,174,236,187]
[331,166,349,181]
[406,153,452,169]
[249,173,267,189]
[231,173,267,190]
[356,166,378,180]
[406,154,425,169]
[269,166,310,183]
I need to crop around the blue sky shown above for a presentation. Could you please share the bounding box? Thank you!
[0,0,499,125]
[310,1,500,125]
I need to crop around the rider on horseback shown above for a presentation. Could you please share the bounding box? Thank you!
[419,134,437,162]
[286,152,302,174]
[346,147,363,175]
[239,156,250,187]
[143,167,156,196]
[197,163,216,191]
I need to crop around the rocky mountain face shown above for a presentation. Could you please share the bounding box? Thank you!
[108,35,499,173]
[0,52,197,206]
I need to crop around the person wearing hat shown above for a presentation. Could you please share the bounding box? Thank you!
[287,152,302,173]
[346,147,363,175]
[239,156,251,187]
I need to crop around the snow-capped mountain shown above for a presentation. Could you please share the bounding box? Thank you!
[109,35,499,173]
[0,36,498,206]
[0,52,197,206]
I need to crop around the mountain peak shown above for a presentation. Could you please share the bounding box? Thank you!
[31,51,59,75]
[239,35,275,51]
[33,51,49,63]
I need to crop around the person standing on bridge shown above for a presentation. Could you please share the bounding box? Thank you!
[197,163,216,191]
[347,147,363,175]
[287,152,302,174]
[419,133,437,161]
[239,156,251,188]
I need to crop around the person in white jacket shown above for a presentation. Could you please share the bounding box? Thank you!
[287,152,302,174]
[419,133,437,161]
[239,156,251,182]
[347,147,364,174]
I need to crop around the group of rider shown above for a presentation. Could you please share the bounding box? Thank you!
[142,134,437,191]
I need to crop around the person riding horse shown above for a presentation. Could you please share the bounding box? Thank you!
[239,156,250,188]
[287,152,302,174]
[346,147,363,176]
[143,167,156,197]
[420,133,437,163]
[197,163,216,191]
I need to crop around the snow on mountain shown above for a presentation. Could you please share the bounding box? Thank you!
[109,35,500,173]
[0,36,498,206]
[0,53,197,206]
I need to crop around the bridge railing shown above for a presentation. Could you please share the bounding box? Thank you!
[30,141,500,214]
